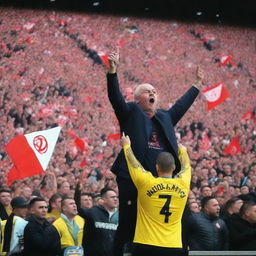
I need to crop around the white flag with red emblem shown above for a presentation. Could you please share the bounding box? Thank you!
[202,82,229,110]
[5,127,61,185]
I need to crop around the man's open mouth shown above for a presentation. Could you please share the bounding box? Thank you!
[149,98,155,103]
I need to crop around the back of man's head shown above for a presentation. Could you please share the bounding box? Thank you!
[156,152,175,174]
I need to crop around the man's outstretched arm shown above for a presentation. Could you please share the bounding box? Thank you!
[168,66,204,126]
[107,48,130,119]
[121,133,150,186]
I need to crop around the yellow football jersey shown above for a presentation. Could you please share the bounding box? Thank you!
[123,145,191,248]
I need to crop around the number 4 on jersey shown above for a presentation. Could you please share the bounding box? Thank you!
[159,195,172,223]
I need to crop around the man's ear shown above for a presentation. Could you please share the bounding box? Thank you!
[156,164,160,173]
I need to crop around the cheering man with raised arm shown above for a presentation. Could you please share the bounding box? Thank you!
[107,48,203,255]
[121,133,191,256]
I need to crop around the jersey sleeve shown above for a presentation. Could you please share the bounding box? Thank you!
[175,147,191,187]
[123,144,152,187]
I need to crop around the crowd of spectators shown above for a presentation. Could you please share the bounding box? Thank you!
[0,7,255,221]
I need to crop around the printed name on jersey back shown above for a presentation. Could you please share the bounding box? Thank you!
[146,183,186,198]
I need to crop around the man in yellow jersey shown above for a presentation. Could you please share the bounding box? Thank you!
[121,133,191,256]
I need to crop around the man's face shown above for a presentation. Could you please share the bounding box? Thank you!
[135,84,158,115]
[62,199,78,217]
[52,197,62,211]
[31,201,48,219]
[241,186,249,194]
[59,182,71,195]
[13,206,28,219]
[245,205,256,223]
[22,187,32,200]
[80,195,93,209]
[204,198,220,217]
[201,187,212,197]
[231,199,243,214]
[0,192,12,206]
[189,202,200,213]
[102,191,118,210]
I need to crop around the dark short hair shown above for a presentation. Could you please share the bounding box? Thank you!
[201,196,216,209]
[156,152,175,173]
[100,187,116,198]
[240,201,256,216]
[81,192,93,198]
[29,197,46,208]
[200,185,211,192]
[0,189,11,194]
[48,193,63,212]
[61,196,74,209]
[223,197,242,213]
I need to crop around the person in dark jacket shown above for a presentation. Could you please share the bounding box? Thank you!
[107,49,203,256]
[79,187,118,256]
[225,201,256,250]
[0,189,12,220]
[221,197,243,223]
[187,196,229,251]
[23,197,61,256]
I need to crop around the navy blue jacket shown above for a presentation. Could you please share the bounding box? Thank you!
[107,73,199,179]
[187,212,229,251]
[80,206,118,256]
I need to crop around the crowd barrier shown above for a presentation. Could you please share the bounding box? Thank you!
[124,251,256,256]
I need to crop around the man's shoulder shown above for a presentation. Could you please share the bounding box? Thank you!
[74,215,85,225]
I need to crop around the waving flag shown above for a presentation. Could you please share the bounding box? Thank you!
[5,127,61,185]
[202,82,229,110]
[241,110,254,120]
[200,133,211,150]
[223,137,241,155]
[107,133,120,141]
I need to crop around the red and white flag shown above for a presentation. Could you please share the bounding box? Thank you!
[223,136,241,155]
[202,82,229,110]
[5,127,61,185]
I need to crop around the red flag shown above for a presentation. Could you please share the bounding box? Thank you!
[107,133,120,141]
[200,133,211,150]
[223,137,241,155]
[68,129,76,138]
[75,137,85,152]
[202,82,229,110]
[5,127,61,185]
[241,110,254,120]
[80,158,87,167]
[98,52,110,68]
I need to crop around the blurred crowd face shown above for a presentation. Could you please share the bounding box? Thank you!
[52,197,62,211]
[201,186,212,197]
[240,185,249,195]
[244,205,256,224]
[189,202,200,213]
[80,195,93,209]
[0,191,12,207]
[134,84,158,115]
[13,206,28,219]
[59,181,71,196]
[204,198,220,217]
[102,190,118,211]
[230,199,243,214]
[31,201,48,220]
[21,186,32,200]
[62,199,78,218]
